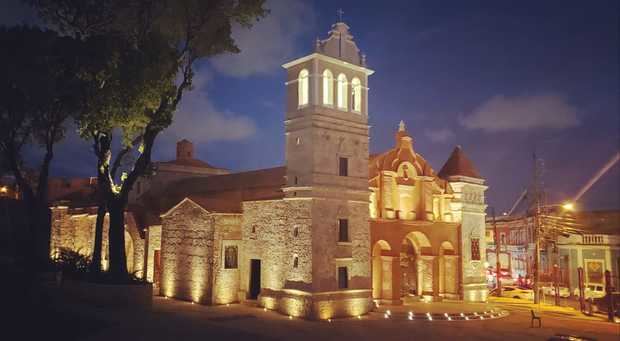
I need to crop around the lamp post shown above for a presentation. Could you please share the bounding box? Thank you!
[490,207,502,296]
[534,201,575,305]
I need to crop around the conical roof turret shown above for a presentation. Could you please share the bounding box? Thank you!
[438,145,482,180]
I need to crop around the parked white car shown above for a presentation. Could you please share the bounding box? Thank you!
[573,284,606,299]
[542,286,570,298]
[500,285,534,300]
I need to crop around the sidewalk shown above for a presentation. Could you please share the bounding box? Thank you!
[489,296,608,322]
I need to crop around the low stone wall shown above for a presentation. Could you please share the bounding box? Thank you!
[60,280,153,310]
[259,288,373,320]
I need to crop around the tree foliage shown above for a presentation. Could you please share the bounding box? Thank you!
[0,25,82,267]
[30,0,268,279]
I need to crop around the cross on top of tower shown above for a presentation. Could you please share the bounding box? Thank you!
[399,120,406,132]
[337,8,344,22]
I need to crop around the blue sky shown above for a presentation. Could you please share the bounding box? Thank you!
[4,0,619,212]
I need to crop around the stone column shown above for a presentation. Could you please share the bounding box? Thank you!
[381,256,401,304]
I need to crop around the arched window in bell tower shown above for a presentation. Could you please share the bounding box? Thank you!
[351,77,361,112]
[298,69,309,107]
[337,73,348,110]
[322,69,333,106]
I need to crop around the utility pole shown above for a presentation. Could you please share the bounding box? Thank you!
[491,207,502,296]
[532,153,543,304]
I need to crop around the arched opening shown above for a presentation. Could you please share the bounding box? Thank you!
[372,240,391,299]
[298,69,309,107]
[351,77,361,112]
[322,69,333,105]
[125,230,134,273]
[401,231,432,298]
[439,241,457,295]
[337,73,348,110]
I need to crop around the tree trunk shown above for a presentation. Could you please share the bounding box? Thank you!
[33,201,51,269]
[107,196,128,280]
[89,204,106,275]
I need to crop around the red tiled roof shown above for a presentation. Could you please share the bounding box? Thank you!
[158,158,227,170]
[438,146,482,179]
[132,166,286,227]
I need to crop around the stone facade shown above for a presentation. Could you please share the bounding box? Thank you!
[369,124,488,303]
[159,198,242,304]
[50,206,144,276]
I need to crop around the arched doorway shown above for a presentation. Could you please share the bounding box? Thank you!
[401,231,432,298]
[372,240,391,299]
[400,238,417,296]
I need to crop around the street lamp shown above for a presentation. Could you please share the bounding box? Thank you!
[561,202,574,212]
[534,201,576,304]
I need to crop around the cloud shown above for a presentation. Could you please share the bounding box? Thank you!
[424,128,455,143]
[210,0,315,77]
[161,70,256,144]
[460,94,580,132]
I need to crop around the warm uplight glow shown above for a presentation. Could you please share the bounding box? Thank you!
[0,186,7,193]
[357,315,361,319]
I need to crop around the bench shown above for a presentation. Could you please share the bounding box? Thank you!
[530,309,541,327]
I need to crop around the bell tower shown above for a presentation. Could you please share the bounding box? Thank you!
[279,19,374,318]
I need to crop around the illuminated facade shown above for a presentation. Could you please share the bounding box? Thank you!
[369,123,488,303]
[50,19,489,319]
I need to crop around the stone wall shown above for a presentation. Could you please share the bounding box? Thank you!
[242,199,313,295]
[311,199,370,292]
[146,225,162,283]
[50,206,145,278]
[160,199,214,303]
[211,214,242,304]
[450,181,488,302]
[259,288,372,320]
[160,198,242,304]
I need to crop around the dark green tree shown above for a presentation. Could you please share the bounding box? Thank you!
[0,26,81,268]
[31,0,267,280]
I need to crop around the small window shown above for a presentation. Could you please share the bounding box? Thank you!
[323,69,334,105]
[339,157,348,176]
[338,266,348,289]
[338,219,349,242]
[294,176,298,185]
[471,238,481,261]
[298,69,309,107]
[337,73,348,110]
[251,225,256,233]
[224,245,238,269]
[293,256,299,268]
[293,226,299,237]
[351,77,361,112]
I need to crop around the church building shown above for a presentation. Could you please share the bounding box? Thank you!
[49,19,488,320]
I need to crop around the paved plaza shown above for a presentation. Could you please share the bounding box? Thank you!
[16,293,619,341]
